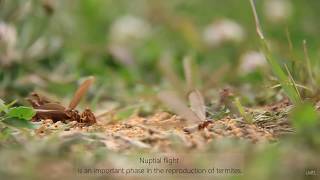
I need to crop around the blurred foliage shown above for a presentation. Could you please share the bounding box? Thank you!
[290,102,320,148]
[1,0,320,179]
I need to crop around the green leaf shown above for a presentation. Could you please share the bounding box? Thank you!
[7,106,36,120]
[234,97,253,124]
[2,118,35,129]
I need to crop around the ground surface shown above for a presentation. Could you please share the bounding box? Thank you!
[1,1,320,180]
[35,102,291,152]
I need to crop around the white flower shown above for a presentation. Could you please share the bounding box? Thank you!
[109,15,151,45]
[203,19,245,47]
[264,0,293,23]
[239,51,267,74]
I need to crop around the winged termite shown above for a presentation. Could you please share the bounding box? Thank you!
[158,91,202,124]
[183,56,206,122]
[184,89,212,133]
[188,89,206,122]
[158,90,212,133]
[37,103,66,111]
[159,55,211,133]
[69,76,95,109]
[27,76,96,125]
[183,56,194,91]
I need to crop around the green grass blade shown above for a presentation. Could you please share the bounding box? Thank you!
[234,97,253,123]
[249,0,301,105]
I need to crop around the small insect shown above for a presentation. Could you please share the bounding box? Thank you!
[27,76,96,125]
[158,56,212,133]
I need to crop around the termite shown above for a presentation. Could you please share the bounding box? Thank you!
[27,76,96,125]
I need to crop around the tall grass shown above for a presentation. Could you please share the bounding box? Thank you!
[302,40,316,89]
[249,0,301,105]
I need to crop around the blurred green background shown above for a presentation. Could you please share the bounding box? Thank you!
[2,1,320,179]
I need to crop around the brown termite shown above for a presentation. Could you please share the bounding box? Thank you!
[27,76,96,125]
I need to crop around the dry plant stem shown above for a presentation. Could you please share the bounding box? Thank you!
[249,0,264,40]
[270,84,313,93]
[249,0,301,105]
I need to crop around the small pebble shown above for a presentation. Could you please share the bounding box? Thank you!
[44,119,53,124]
